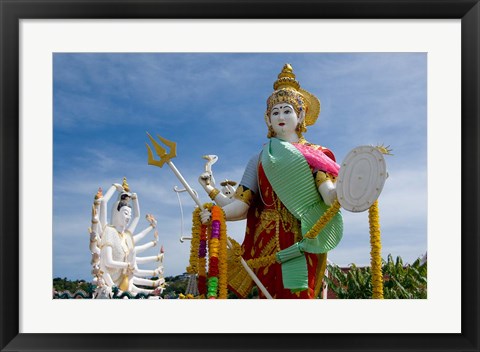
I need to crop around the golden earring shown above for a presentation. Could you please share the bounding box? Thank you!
[296,121,307,138]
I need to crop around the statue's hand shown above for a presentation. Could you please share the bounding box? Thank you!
[146,214,157,228]
[113,183,123,192]
[126,263,135,274]
[154,267,164,277]
[200,208,211,224]
[153,287,163,296]
[133,263,140,274]
[318,180,337,206]
[324,188,337,206]
[198,172,212,189]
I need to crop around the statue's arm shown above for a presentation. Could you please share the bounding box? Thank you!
[127,193,140,234]
[89,231,101,255]
[315,171,337,206]
[222,154,259,220]
[309,145,339,206]
[220,199,250,221]
[132,224,154,244]
[135,239,158,254]
[89,203,102,252]
[136,252,164,264]
[198,177,233,207]
[133,214,157,244]
[101,246,130,270]
[102,273,115,287]
[198,153,258,222]
[100,183,122,226]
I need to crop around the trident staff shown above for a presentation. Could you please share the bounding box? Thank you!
[146,133,273,299]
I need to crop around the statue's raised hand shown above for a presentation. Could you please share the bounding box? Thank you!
[200,208,211,224]
[198,172,212,189]
[146,214,157,228]
[113,183,123,192]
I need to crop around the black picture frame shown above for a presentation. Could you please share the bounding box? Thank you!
[1,1,479,351]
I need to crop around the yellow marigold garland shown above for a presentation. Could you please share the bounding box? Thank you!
[304,199,341,239]
[369,200,384,299]
[186,207,201,274]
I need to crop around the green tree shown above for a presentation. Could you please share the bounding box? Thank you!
[53,277,93,294]
[324,254,427,299]
[162,274,188,297]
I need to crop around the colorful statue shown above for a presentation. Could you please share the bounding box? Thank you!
[89,178,165,298]
[146,64,389,300]
[198,64,343,298]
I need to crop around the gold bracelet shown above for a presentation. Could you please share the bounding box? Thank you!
[209,188,220,200]
[91,219,98,224]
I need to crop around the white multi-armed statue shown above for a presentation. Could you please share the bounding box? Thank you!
[88,178,166,298]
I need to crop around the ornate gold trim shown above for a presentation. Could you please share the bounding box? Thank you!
[208,188,220,201]
[234,185,254,206]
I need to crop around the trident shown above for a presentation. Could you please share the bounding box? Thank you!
[146,133,273,299]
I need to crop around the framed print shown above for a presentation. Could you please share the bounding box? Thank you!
[1,0,479,351]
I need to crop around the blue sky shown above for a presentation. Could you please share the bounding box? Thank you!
[53,53,427,281]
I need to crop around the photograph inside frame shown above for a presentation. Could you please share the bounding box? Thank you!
[52,53,427,300]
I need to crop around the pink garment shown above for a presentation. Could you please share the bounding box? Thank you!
[293,143,340,176]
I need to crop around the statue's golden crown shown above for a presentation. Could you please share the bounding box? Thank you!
[122,177,130,193]
[266,64,320,126]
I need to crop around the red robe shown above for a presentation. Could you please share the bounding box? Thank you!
[228,143,336,299]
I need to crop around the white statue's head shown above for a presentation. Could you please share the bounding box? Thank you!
[265,64,320,140]
[111,193,132,230]
[267,102,305,141]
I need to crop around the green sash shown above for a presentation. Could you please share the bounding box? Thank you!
[261,138,343,292]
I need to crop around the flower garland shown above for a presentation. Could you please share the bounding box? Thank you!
[186,207,201,275]
[213,206,228,299]
[304,199,341,239]
[369,200,384,299]
[197,222,208,296]
[207,205,220,298]
[187,203,228,299]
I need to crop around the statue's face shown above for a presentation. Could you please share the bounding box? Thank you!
[117,205,132,228]
[269,103,299,139]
